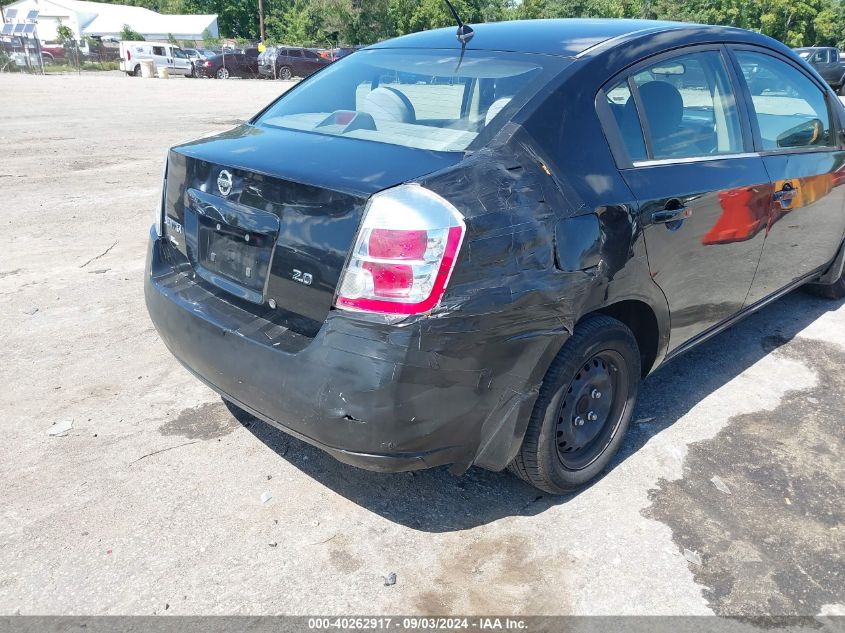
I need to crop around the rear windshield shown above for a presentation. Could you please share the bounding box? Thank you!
[255,48,568,152]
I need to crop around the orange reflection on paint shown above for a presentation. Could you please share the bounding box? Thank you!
[703,185,770,245]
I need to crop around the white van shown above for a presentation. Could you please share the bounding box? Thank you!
[119,41,193,77]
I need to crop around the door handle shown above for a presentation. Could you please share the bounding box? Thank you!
[773,182,796,208]
[652,205,692,224]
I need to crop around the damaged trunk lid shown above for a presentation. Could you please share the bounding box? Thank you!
[162,124,463,334]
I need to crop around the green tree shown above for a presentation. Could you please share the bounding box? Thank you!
[184,0,258,39]
[119,24,145,40]
[56,21,75,45]
[82,0,845,50]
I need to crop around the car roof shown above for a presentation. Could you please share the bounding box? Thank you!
[373,18,751,57]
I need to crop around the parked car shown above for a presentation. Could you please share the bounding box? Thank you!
[146,19,845,494]
[38,41,65,63]
[83,39,120,62]
[119,41,192,76]
[180,48,215,77]
[195,47,260,79]
[182,47,209,63]
[794,46,845,93]
[258,46,329,79]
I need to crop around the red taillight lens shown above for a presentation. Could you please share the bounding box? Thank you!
[368,229,427,260]
[363,262,414,298]
[335,185,465,316]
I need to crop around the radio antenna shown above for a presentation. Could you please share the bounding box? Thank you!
[443,0,474,45]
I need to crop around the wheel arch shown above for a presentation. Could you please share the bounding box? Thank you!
[589,299,662,376]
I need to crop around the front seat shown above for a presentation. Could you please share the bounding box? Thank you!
[360,86,416,123]
[626,81,684,157]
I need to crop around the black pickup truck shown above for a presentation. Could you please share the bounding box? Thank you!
[795,46,845,93]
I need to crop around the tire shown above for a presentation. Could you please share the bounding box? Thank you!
[132,64,141,77]
[278,65,292,80]
[187,63,194,78]
[806,265,845,299]
[216,66,230,79]
[509,315,641,494]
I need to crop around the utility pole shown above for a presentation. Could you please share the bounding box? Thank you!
[258,0,265,42]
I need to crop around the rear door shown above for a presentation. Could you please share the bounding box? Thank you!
[730,47,845,304]
[171,46,192,75]
[602,46,771,350]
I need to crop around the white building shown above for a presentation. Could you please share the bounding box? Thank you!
[0,0,218,43]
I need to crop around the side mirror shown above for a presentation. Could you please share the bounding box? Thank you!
[777,118,825,148]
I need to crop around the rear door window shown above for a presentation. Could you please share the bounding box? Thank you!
[734,50,834,151]
[604,50,744,162]
[152,46,165,56]
[634,51,743,159]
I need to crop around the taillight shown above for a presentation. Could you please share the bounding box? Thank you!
[127,50,131,61]
[335,184,465,315]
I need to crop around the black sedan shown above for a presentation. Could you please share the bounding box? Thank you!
[146,19,845,493]
[195,47,260,79]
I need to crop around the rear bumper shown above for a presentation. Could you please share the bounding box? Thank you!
[145,229,559,473]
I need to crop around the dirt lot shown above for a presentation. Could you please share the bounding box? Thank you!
[0,73,843,617]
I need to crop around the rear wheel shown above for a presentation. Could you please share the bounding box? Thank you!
[216,66,230,79]
[278,65,292,80]
[509,315,640,494]
[132,64,141,77]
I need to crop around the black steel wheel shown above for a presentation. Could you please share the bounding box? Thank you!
[509,315,640,494]
[554,350,629,471]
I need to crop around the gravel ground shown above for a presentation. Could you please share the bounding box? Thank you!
[0,72,843,617]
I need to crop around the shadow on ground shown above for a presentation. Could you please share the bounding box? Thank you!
[229,290,842,534]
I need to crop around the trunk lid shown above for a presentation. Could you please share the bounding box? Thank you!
[163,124,462,334]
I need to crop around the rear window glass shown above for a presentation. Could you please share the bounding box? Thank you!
[255,48,567,152]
